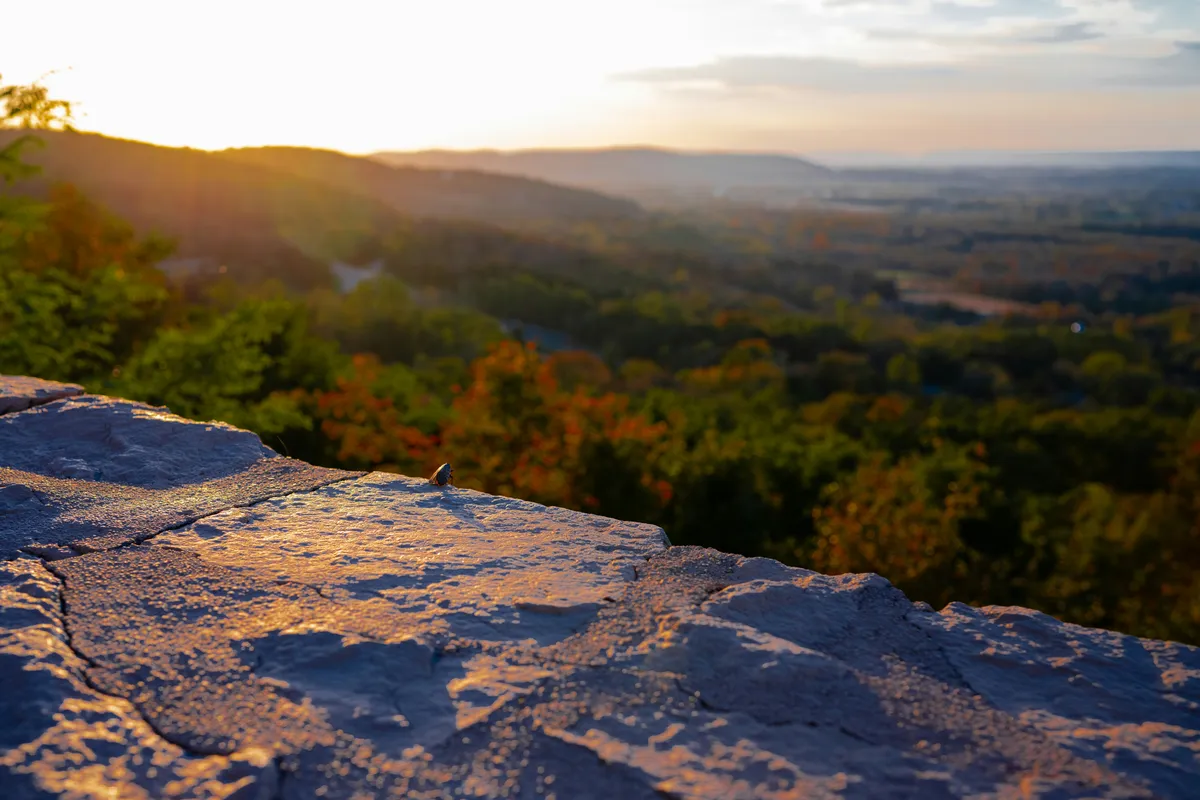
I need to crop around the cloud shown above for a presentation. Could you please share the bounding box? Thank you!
[617,40,1200,93]
[621,57,961,93]
[1133,0,1200,29]
[821,0,1071,21]
[1019,21,1103,41]
[1146,39,1200,84]
[868,19,1103,43]
[928,0,1070,23]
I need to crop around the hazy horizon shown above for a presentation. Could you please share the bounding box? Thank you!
[8,0,1200,155]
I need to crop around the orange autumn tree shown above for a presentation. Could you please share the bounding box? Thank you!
[439,341,671,516]
[297,354,437,474]
[679,339,785,396]
[17,184,174,279]
[808,442,989,608]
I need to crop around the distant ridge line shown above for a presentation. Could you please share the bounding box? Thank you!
[371,147,836,194]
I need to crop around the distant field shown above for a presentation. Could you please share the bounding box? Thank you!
[900,290,1041,318]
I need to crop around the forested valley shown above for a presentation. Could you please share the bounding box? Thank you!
[4,77,1200,645]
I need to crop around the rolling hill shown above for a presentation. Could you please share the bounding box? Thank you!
[371,147,836,198]
[220,146,642,224]
[817,150,1200,169]
[0,131,654,292]
[1,130,404,288]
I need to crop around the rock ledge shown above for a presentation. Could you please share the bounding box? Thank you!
[1,376,1197,799]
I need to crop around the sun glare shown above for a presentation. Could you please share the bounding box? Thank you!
[7,0,709,152]
[5,0,1199,153]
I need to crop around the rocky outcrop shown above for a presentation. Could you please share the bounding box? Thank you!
[0,375,83,414]
[1,376,1198,799]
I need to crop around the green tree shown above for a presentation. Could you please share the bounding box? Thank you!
[0,73,175,384]
[808,443,993,608]
[886,353,921,389]
[115,299,341,438]
[0,186,174,383]
[1,71,73,183]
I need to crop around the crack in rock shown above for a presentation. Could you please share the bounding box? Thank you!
[44,560,232,758]
[1,392,363,559]
[0,556,278,799]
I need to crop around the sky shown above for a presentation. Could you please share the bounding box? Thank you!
[5,0,1200,156]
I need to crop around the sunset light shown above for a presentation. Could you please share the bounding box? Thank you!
[8,0,1199,154]
[4,2,1200,797]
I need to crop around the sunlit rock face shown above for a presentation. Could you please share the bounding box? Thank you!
[0,375,83,414]
[1,377,1198,799]
[0,388,355,559]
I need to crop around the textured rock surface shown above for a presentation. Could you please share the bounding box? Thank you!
[0,393,357,558]
[0,376,83,415]
[1,379,1198,798]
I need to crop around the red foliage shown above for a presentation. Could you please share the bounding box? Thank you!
[439,341,671,510]
[300,354,436,473]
